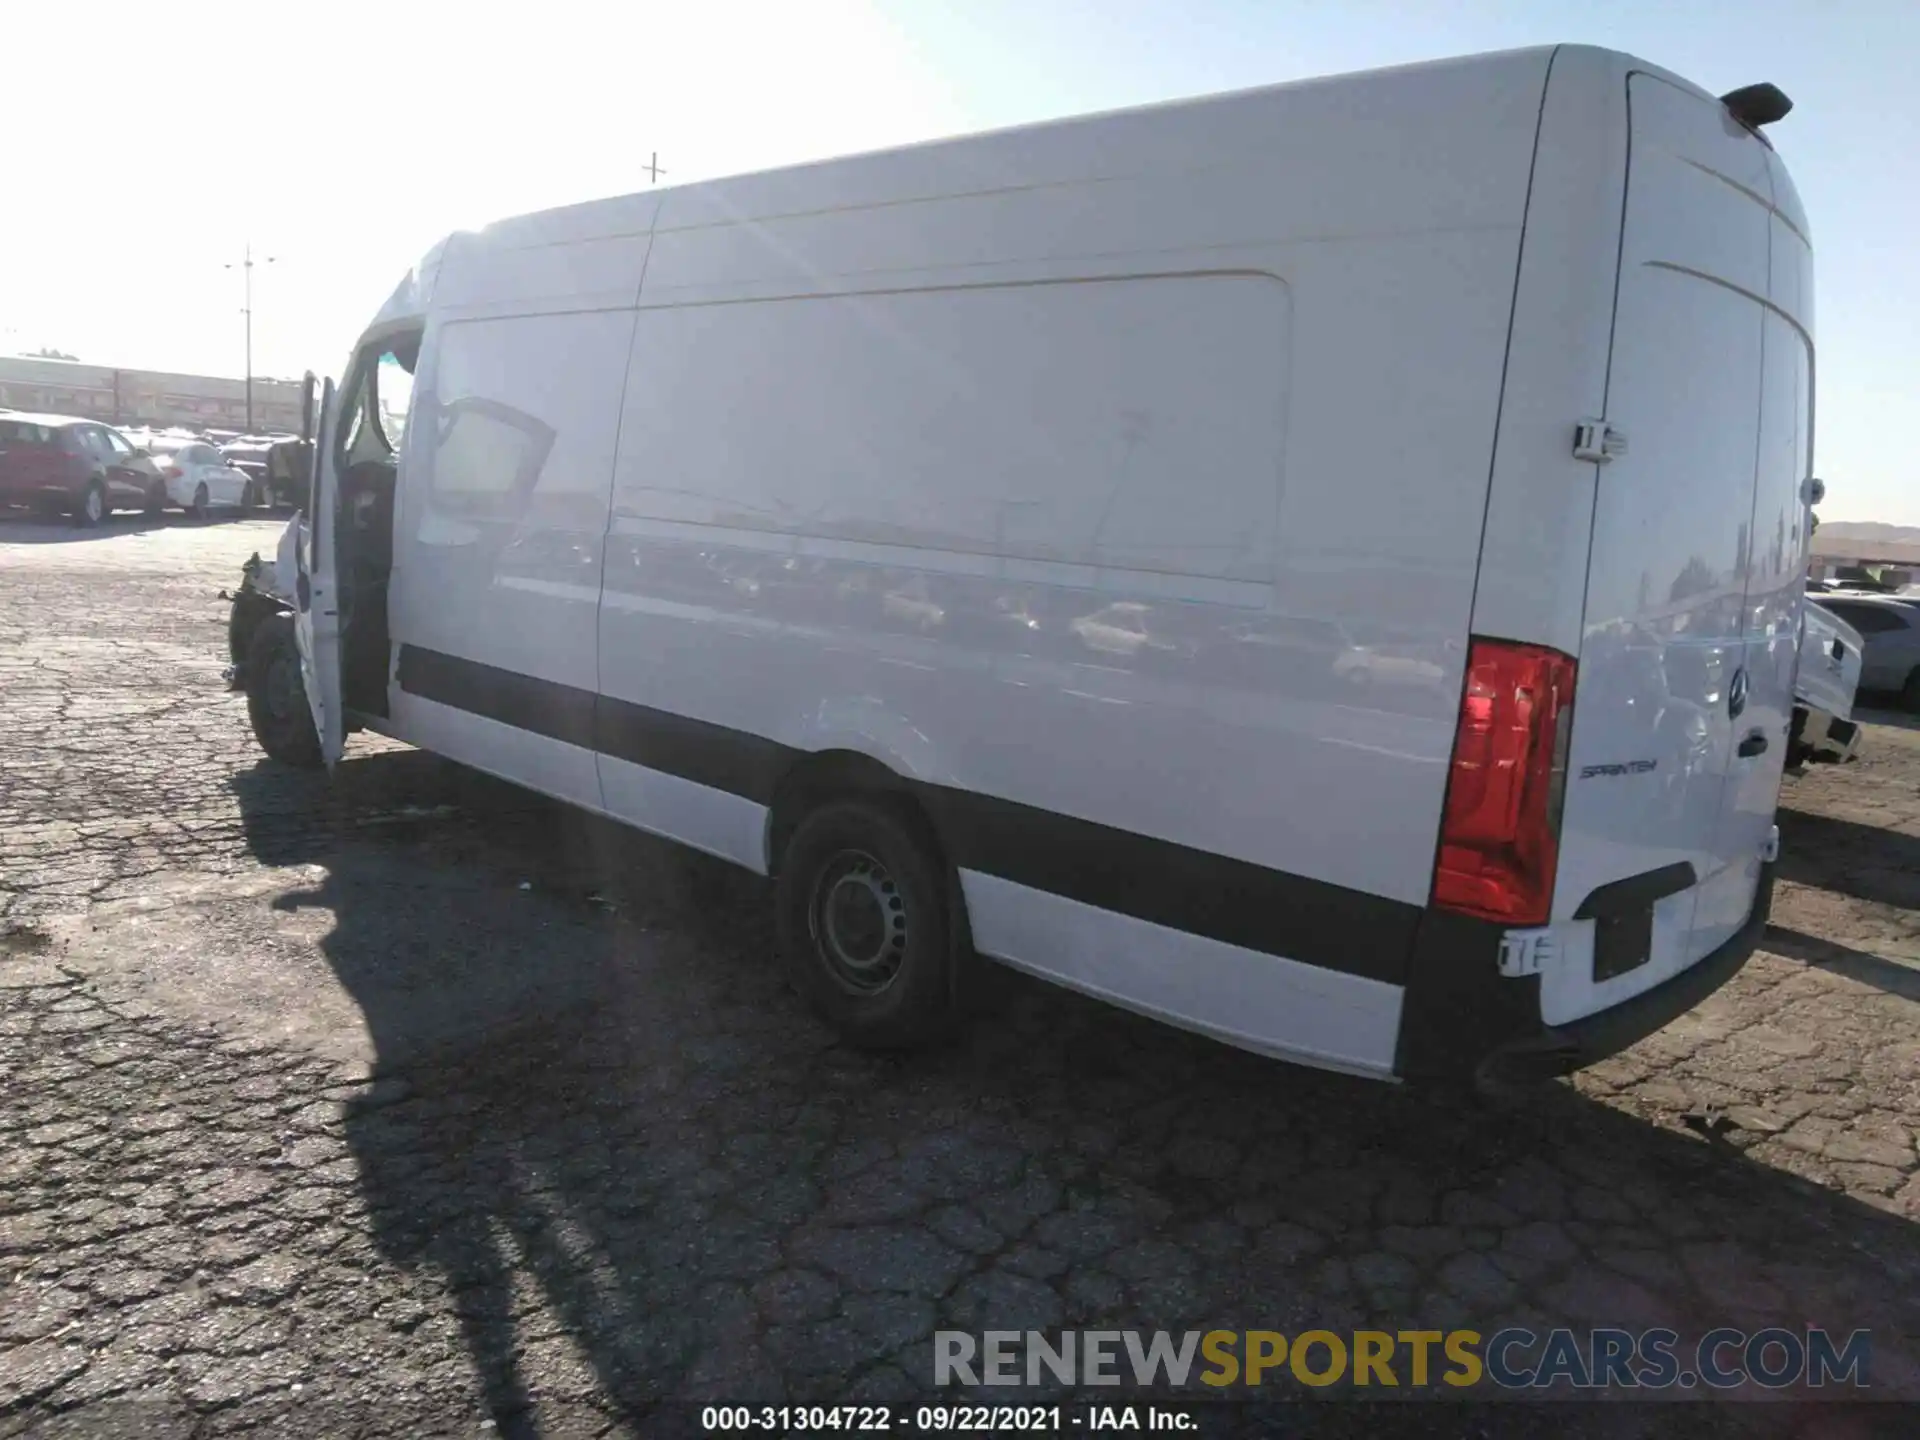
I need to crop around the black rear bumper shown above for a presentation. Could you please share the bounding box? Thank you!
[1395,862,1774,1084]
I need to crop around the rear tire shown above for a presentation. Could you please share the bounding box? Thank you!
[244,612,323,768]
[72,481,107,528]
[774,797,967,1048]
[1904,669,1920,713]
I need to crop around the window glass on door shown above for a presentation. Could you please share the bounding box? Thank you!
[375,351,413,451]
[1822,603,1903,634]
[430,403,546,515]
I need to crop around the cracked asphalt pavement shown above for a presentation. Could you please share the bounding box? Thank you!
[2,513,1918,1437]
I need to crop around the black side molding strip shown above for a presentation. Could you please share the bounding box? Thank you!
[396,644,596,749]
[396,643,1421,986]
[915,783,1418,986]
[596,696,792,806]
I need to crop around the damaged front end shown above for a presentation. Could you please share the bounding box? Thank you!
[219,526,300,690]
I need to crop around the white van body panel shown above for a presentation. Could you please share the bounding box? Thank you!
[961,872,1405,1079]
[400,695,608,815]
[429,194,659,323]
[1539,71,1809,1025]
[389,305,641,814]
[310,43,1805,1081]
[365,235,451,335]
[597,756,770,872]
[1468,46,1627,659]
[604,51,1551,916]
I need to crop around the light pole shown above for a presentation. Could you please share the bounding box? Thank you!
[224,244,276,432]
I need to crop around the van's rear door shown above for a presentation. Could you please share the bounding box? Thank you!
[1546,74,1806,1026]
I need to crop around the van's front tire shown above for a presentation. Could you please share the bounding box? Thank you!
[244,613,323,769]
[775,798,966,1049]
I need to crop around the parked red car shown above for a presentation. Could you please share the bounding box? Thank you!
[0,413,167,525]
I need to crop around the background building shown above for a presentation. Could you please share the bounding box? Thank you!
[0,355,302,434]
[1810,524,1920,589]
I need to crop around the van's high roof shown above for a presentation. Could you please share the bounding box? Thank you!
[375,45,1790,337]
[542,47,1764,230]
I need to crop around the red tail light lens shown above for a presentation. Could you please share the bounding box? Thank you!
[1431,638,1577,926]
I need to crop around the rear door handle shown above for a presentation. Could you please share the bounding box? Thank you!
[1737,730,1769,758]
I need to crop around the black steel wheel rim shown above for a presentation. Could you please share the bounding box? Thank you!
[808,848,908,995]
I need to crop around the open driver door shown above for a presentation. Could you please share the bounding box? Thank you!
[293,372,346,769]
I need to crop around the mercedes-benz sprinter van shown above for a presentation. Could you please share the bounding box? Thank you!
[233,45,1815,1085]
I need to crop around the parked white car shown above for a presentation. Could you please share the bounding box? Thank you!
[146,436,255,517]
[1790,601,1863,768]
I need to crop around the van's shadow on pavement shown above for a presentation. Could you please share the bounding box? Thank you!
[1761,927,1920,1004]
[228,751,1920,1437]
[1777,805,1920,912]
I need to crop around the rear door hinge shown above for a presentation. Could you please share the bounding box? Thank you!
[1573,419,1628,464]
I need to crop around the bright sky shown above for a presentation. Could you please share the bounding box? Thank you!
[3,0,1913,522]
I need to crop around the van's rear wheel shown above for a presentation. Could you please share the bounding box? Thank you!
[244,612,323,769]
[1904,669,1920,713]
[775,797,966,1048]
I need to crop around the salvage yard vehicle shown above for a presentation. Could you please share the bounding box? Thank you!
[229,45,1816,1087]
[222,522,303,691]
[221,435,310,510]
[146,435,258,517]
[0,413,167,524]
[1789,603,1863,769]
[1810,594,1920,709]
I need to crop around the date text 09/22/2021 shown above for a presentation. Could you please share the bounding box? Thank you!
[702,1405,1192,1432]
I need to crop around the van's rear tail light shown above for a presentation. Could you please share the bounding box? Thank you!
[1431,638,1577,926]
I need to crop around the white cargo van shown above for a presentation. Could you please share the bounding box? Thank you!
[233,44,1816,1085]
